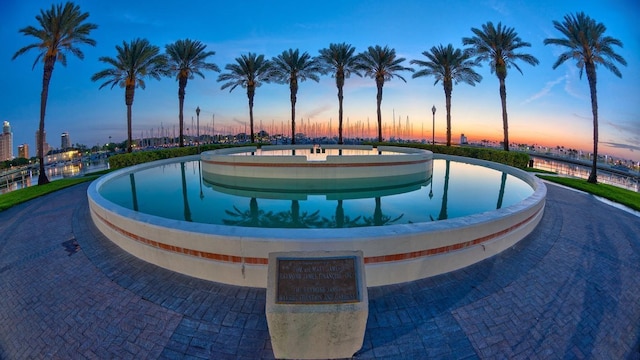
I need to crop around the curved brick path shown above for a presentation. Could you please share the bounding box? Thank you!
[0,182,639,359]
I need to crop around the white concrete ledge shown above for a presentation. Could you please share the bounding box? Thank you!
[87,149,546,288]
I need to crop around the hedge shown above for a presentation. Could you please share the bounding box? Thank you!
[368,142,530,169]
[109,142,530,170]
[108,144,240,169]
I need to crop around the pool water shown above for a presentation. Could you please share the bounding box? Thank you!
[99,159,533,228]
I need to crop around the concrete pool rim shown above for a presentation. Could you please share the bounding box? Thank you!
[87,147,546,288]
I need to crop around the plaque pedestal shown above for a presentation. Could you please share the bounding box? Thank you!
[266,251,368,360]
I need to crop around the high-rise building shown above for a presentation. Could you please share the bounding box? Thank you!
[18,144,29,159]
[61,132,71,149]
[0,121,13,161]
[35,130,50,157]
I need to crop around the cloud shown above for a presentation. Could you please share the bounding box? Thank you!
[303,104,332,119]
[485,0,510,16]
[522,75,566,104]
[120,12,164,27]
[606,119,640,145]
[600,141,640,153]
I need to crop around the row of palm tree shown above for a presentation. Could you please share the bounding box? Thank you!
[13,2,626,185]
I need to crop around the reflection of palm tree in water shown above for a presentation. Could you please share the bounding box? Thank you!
[363,197,404,226]
[181,162,192,222]
[319,199,362,228]
[223,198,266,227]
[270,200,322,228]
[129,173,139,212]
[438,160,451,220]
[496,172,507,209]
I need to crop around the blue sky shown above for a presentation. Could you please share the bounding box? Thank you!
[1,0,639,161]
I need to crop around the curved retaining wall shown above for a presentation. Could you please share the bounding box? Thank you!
[87,150,546,288]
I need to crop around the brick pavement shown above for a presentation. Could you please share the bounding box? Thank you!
[0,182,639,359]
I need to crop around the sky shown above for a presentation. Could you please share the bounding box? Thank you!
[1,0,639,162]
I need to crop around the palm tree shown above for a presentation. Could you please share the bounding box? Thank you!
[544,12,627,184]
[165,39,219,148]
[317,43,361,145]
[355,45,413,142]
[12,2,97,185]
[411,44,482,146]
[463,22,539,151]
[91,38,167,153]
[217,53,272,143]
[270,49,323,144]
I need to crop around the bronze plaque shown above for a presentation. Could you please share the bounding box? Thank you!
[276,256,360,304]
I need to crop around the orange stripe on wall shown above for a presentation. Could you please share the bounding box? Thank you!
[92,206,541,266]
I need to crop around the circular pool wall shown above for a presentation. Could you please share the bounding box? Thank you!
[87,146,546,288]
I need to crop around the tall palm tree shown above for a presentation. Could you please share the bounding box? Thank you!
[91,38,167,153]
[463,22,539,151]
[318,43,361,145]
[355,45,413,142]
[411,44,482,146]
[544,12,627,184]
[12,2,97,185]
[165,39,219,148]
[217,53,272,143]
[270,49,323,144]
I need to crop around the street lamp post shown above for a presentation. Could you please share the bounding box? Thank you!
[431,105,436,145]
[196,106,201,153]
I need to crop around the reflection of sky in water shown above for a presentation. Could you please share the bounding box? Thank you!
[99,159,534,228]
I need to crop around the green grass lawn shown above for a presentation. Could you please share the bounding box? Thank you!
[538,175,640,212]
[0,170,110,212]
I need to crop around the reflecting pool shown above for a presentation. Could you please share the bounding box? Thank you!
[99,159,533,229]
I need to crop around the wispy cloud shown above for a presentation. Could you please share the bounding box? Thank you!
[120,12,164,27]
[562,66,588,100]
[522,75,566,104]
[606,120,640,147]
[485,0,510,16]
[601,141,640,153]
[303,104,332,119]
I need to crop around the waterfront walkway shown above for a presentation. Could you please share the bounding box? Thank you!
[0,182,639,359]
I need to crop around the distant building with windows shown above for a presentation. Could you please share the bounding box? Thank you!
[61,132,71,149]
[460,133,468,145]
[0,121,13,161]
[35,130,51,157]
[44,149,81,165]
[18,144,29,159]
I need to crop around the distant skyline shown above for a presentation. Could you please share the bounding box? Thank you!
[1,0,639,161]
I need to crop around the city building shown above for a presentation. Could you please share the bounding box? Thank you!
[61,132,70,149]
[44,149,81,165]
[0,121,13,161]
[460,133,468,145]
[17,144,29,159]
[35,130,51,157]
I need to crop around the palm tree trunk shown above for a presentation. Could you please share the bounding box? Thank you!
[499,76,509,151]
[125,85,135,153]
[586,63,599,184]
[444,81,453,146]
[376,78,384,142]
[37,56,56,185]
[290,80,297,145]
[337,73,345,145]
[178,77,187,147]
[248,86,255,143]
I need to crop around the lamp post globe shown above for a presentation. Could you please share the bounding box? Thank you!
[196,106,201,152]
[431,105,436,145]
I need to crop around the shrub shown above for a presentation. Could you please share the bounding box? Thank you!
[367,142,530,169]
[108,144,241,169]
